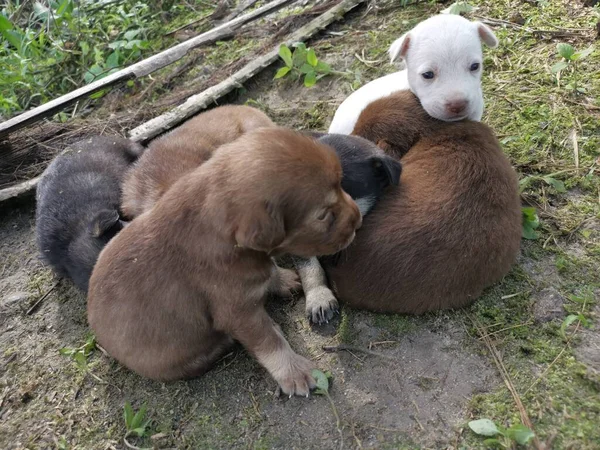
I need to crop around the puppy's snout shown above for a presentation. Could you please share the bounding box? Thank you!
[445,99,468,115]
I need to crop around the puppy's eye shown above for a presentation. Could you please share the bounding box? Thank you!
[421,71,434,80]
[317,209,330,221]
[470,63,480,71]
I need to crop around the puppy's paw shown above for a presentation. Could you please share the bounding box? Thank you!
[274,353,316,398]
[273,267,302,298]
[306,286,339,325]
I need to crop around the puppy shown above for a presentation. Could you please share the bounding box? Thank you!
[323,91,521,313]
[36,135,144,291]
[88,128,362,396]
[296,133,402,324]
[328,14,498,134]
[122,105,274,217]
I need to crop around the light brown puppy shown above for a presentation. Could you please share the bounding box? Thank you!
[88,128,362,395]
[122,105,274,217]
[323,91,521,313]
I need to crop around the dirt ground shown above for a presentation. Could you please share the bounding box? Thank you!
[1,1,599,449]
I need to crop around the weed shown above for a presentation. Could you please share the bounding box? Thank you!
[468,418,535,448]
[273,42,354,87]
[59,334,96,370]
[123,401,152,449]
[551,43,595,94]
[521,207,540,240]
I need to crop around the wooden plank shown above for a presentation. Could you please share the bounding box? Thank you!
[0,0,297,138]
[129,0,366,142]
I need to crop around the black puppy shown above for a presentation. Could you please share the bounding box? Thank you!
[297,133,402,324]
[36,135,144,291]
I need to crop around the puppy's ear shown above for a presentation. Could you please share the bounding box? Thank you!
[475,22,498,48]
[89,209,122,238]
[235,201,285,253]
[389,32,411,63]
[371,155,402,187]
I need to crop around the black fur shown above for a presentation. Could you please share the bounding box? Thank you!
[36,135,144,291]
[315,133,402,216]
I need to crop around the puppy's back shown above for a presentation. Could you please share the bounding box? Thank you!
[328,111,521,313]
[36,135,144,290]
[122,105,275,217]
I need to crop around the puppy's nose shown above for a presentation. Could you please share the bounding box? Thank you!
[445,99,468,115]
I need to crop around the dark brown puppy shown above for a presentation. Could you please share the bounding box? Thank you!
[88,128,362,395]
[122,105,274,217]
[323,91,521,313]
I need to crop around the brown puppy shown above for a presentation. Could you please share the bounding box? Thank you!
[323,91,521,313]
[122,105,274,217]
[88,128,362,395]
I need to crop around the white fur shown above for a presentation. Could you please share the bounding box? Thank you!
[328,14,498,134]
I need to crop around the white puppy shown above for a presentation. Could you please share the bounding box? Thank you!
[328,14,498,134]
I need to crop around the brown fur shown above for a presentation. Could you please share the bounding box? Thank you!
[122,105,274,217]
[88,128,361,395]
[323,91,521,314]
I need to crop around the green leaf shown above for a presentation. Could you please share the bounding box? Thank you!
[505,424,535,445]
[299,63,314,74]
[56,0,72,16]
[557,43,575,61]
[441,1,476,15]
[542,176,566,193]
[482,438,503,447]
[307,48,318,67]
[73,352,87,368]
[560,314,579,339]
[274,66,291,79]
[123,29,142,41]
[89,89,106,99]
[0,14,14,32]
[571,46,594,61]
[315,60,332,74]
[278,44,293,67]
[106,51,120,69]
[80,41,90,56]
[131,404,147,430]
[124,402,134,428]
[311,369,329,393]
[551,60,568,74]
[132,426,147,437]
[292,43,307,68]
[522,206,540,239]
[304,71,317,87]
[59,347,74,356]
[468,419,500,436]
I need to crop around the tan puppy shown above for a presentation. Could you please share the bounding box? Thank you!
[122,105,274,217]
[323,91,521,313]
[88,128,362,396]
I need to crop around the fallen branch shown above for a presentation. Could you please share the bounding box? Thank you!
[129,0,366,142]
[26,280,61,315]
[0,176,40,203]
[0,0,297,138]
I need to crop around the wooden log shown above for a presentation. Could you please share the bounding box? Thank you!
[129,0,366,142]
[0,176,39,202]
[0,0,297,138]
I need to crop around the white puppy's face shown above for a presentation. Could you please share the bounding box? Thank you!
[389,14,498,122]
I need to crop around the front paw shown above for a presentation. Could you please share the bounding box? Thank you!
[273,267,302,297]
[274,353,316,397]
[306,286,339,325]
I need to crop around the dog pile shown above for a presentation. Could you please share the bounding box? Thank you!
[35,14,521,396]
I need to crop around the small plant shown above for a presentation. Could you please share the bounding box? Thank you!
[274,43,333,87]
[59,335,97,370]
[441,1,477,15]
[560,288,594,340]
[124,402,151,438]
[521,207,540,240]
[468,418,535,448]
[312,369,343,447]
[519,174,566,194]
[551,43,594,93]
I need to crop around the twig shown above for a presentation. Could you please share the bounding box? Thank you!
[470,315,543,450]
[123,434,151,450]
[322,344,396,361]
[26,280,60,315]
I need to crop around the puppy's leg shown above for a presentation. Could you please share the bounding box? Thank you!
[295,257,339,325]
[269,266,301,298]
[215,307,316,397]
